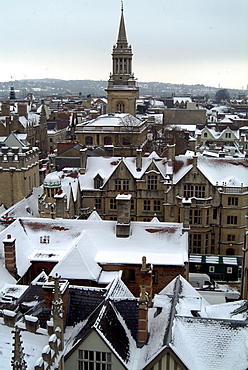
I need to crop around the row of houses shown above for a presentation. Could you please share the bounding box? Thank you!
[36,147,248,257]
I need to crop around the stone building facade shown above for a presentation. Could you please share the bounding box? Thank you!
[106,4,139,116]
[75,113,148,156]
[0,146,39,209]
[0,102,48,158]
[77,148,248,256]
[163,150,248,256]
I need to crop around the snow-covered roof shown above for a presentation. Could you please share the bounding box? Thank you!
[43,172,61,187]
[139,276,248,370]
[0,216,188,282]
[77,112,144,128]
[0,187,42,220]
[173,154,248,186]
[197,156,248,187]
[79,151,167,189]
[173,97,192,104]
[0,319,49,370]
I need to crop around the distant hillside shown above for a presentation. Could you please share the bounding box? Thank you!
[0,78,246,100]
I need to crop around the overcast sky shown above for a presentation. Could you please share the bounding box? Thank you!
[1,0,247,89]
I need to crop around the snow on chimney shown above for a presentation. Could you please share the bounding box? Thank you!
[80,147,87,174]
[116,193,131,237]
[167,142,175,167]
[182,197,191,230]
[24,315,40,333]
[3,309,17,327]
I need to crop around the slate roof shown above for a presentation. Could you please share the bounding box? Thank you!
[141,276,248,370]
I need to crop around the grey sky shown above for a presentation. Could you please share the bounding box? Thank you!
[1,0,247,89]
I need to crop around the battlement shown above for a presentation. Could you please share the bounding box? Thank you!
[0,146,39,169]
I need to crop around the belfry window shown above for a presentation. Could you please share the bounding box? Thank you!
[117,102,125,112]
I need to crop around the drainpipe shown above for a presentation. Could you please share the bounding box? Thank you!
[218,190,223,255]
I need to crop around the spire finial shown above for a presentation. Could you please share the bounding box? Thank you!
[121,0,123,12]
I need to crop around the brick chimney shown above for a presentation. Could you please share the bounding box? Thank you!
[42,276,69,326]
[3,234,18,278]
[137,285,149,347]
[136,147,142,171]
[116,193,131,237]
[80,147,87,174]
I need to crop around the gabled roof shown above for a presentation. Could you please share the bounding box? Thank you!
[65,278,138,368]
[172,154,248,187]
[197,156,248,186]
[141,276,248,370]
[79,152,168,190]
[0,216,188,283]
[50,231,101,281]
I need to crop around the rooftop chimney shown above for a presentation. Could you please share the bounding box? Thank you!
[3,234,18,278]
[1,103,10,116]
[48,154,56,172]
[116,193,131,237]
[182,197,191,230]
[136,147,142,171]
[54,190,67,218]
[138,285,149,347]
[24,315,40,333]
[167,142,176,167]
[80,147,87,174]
[139,256,153,305]
[3,309,17,327]
[18,103,28,119]
[42,275,69,327]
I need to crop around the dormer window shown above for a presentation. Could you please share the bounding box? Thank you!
[94,175,103,189]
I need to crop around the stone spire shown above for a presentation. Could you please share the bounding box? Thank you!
[117,1,128,47]
[11,326,27,370]
[106,2,139,116]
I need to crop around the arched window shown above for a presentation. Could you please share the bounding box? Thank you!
[117,102,125,113]
[94,175,103,189]
[226,248,235,255]
[85,136,93,145]
[104,136,112,145]
[122,136,130,145]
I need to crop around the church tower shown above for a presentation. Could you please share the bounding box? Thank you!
[106,2,139,116]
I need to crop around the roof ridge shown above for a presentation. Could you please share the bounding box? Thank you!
[163,275,181,346]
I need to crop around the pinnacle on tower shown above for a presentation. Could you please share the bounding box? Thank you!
[11,326,27,370]
[117,1,128,47]
[9,86,16,103]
